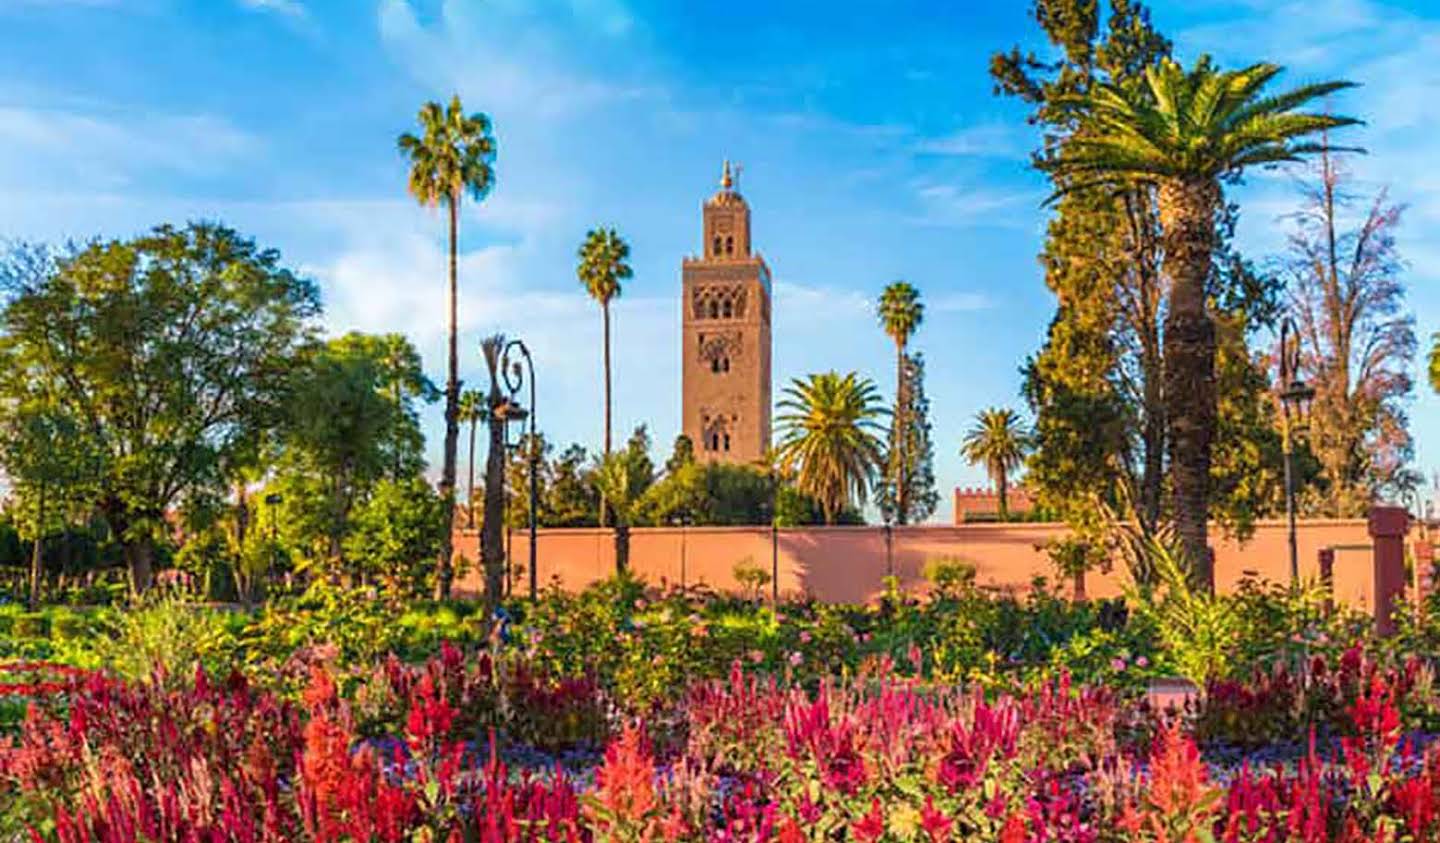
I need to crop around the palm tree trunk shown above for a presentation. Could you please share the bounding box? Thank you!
[599,299,613,528]
[436,196,460,600]
[1159,178,1220,590]
[894,342,908,525]
[467,416,478,530]
[996,467,1009,521]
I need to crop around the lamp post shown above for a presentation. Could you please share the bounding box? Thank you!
[501,339,539,600]
[669,509,692,588]
[1278,318,1315,585]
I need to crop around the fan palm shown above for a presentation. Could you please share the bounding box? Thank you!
[398,94,496,600]
[877,281,923,524]
[777,372,886,525]
[458,389,484,529]
[577,228,633,458]
[961,407,1031,521]
[1049,56,1358,586]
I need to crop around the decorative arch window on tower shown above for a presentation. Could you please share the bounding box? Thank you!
[691,284,748,321]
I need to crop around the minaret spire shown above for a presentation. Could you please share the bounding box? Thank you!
[720,159,733,190]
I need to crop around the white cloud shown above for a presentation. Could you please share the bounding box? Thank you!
[914,123,1029,160]
[238,0,305,18]
[0,106,256,191]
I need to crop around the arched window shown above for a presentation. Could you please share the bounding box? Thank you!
[708,300,719,319]
[722,299,733,319]
[722,433,731,451]
[725,236,734,255]
[710,357,720,374]
[713,236,722,256]
[710,433,720,451]
[721,357,730,373]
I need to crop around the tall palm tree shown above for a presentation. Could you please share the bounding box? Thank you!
[577,228,632,524]
[1050,56,1357,585]
[776,372,886,525]
[877,281,924,525]
[577,228,632,456]
[961,408,1031,521]
[590,450,647,574]
[398,94,496,600]
[458,389,484,529]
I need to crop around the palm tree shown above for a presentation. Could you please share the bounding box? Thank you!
[577,227,632,525]
[961,408,1030,521]
[398,94,496,600]
[458,389,484,529]
[577,228,632,455]
[590,450,647,574]
[1050,56,1357,585]
[877,281,924,525]
[776,372,886,525]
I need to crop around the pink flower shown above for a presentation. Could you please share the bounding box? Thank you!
[1136,656,1149,668]
[1111,657,1127,672]
[788,652,803,667]
[799,631,813,644]
[749,650,765,664]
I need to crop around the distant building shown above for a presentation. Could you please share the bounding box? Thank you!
[680,161,773,465]
[954,485,1035,523]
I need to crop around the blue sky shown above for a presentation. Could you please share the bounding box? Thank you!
[2,0,1437,522]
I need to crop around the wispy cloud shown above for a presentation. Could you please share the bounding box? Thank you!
[914,123,1029,160]
[238,0,305,19]
[0,106,256,191]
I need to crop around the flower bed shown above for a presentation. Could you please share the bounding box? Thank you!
[4,642,1440,841]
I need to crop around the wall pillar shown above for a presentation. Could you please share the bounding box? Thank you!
[1368,506,1410,637]
[1318,547,1335,614]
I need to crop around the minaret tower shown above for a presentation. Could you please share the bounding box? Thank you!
[680,161,773,465]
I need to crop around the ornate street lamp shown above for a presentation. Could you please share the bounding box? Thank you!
[1279,318,1316,585]
[500,339,539,600]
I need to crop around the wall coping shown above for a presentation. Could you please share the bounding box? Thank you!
[457,518,1370,537]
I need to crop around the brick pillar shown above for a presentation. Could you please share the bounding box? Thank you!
[1368,506,1410,637]
[1318,547,1335,615]
[1415,539,1435,610]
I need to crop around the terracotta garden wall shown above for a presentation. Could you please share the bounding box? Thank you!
[454,519,1379,608]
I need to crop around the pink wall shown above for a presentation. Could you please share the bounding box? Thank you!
[454,519,1380,608]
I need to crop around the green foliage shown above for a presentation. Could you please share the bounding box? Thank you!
[961,407,1032,521]
[636,460,772,526]
[0,224,321,592]
[90,596,242,682]
[576,228,632,307]
[878,353,939,524]
[776,371,886,525]
[732,557,771,601]
[923,556,976,599]
[1128,534,1239,688]
[343,477,445,598]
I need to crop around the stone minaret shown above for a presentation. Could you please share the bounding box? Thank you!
[681,161,772,465]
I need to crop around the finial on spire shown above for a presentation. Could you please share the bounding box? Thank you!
[720,159,733,190]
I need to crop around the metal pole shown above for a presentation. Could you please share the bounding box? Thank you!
[527,360,538,601]
[1280,319,1299,585]
[770,475,779,604]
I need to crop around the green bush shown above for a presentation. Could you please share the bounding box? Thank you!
[12,613,50,639]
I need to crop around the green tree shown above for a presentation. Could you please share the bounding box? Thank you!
[1047,54,1358,582]
[879,353,938,524]
[0,224,319,593]
[1430,335,1440,396]
[505,432,553,530]
[398,94,497,600]
[459,388,485,528]
[576,228,633,463]
[877,281,924,524]
[961,408,1031,520]
[590,426,655,573]
[277,332,433,578]
[344,477,445,598]
[994,0,1171,537]
[546,444,598,527]
[777,372,886,525]
[0,402,98,607]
